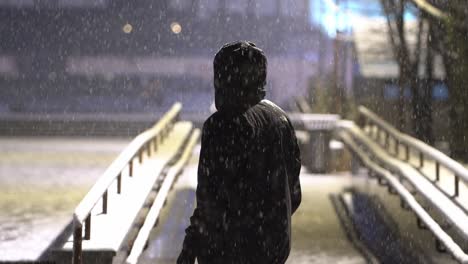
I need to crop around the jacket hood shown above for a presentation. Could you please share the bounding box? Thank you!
[213,41,267,113]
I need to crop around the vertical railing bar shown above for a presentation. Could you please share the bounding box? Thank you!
[385,132,390,149]
[139,150,143,163]
[103,190,108,214]
[147,142,151,156]
[117,173,122,194]
[129,159,133,177]
[454,175,459,198]
[419,152,424,168]
[435,162,440,182]
[376,126,380,143]
[84,215,91,240]
[72,222,83,264]
[395,138,399,157]
[405,144,409,161]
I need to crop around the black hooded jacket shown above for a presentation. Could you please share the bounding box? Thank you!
[179,99,301,263]
[178,41,301,264]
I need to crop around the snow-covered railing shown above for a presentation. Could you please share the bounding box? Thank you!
[358,106,468,200]
[336,106,468,263]
[336,125,468,263]
[72,103,181,264]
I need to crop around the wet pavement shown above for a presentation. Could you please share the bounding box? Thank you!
[0,137,130,261]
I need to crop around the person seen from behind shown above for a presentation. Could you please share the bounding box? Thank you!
[177,40,302,264]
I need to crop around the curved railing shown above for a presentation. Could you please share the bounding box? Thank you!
[358,106,468,199]
[72,103,182,264]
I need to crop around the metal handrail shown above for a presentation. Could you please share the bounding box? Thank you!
[359,106,468,198]
[72,102,182,264]
[338,130,468,263]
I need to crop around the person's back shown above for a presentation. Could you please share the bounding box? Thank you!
[178,41,301,264]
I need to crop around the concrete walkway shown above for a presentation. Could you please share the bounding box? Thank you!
[137,148,366,264]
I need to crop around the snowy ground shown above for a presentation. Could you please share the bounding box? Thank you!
[0,137,130,261]
[138,151,366,264]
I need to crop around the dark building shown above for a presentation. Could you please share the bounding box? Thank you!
[0,0,325,114]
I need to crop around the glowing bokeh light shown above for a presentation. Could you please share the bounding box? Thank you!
[122,23,133,34]
[170,22,182,34]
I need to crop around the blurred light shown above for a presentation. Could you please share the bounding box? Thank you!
[324,0,339,12]
[122,23,133,34]
[170,22,182,34]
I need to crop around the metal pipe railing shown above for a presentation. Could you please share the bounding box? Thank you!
[338,130,468,264]
[358,106,468,200]
[71,103,182,264]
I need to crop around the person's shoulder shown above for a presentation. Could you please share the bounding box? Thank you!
[202,111,233,133]
[202,111,220,130]
[259,99,286,114]
[257,99,290,124]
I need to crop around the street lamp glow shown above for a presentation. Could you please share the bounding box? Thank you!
[170,22,182,34]
[122,23,133,34]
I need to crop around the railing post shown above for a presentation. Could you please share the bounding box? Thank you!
[419,152,424,168]
[394,139,399,156]
[435,239,447,253]
[117,173,122,194]
[357,114,365,128]
[435,162,440,182]
[72,221,83,264]
[129,160,133,177]
[405,145,409,161]
[103,190,108,214]
[376,126,381,143]
[385,132,390,149]
[84,215,91,240]
[454,175,459,197]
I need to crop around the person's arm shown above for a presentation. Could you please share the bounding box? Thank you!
[178,123,216,263]
[286,119,302,214]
